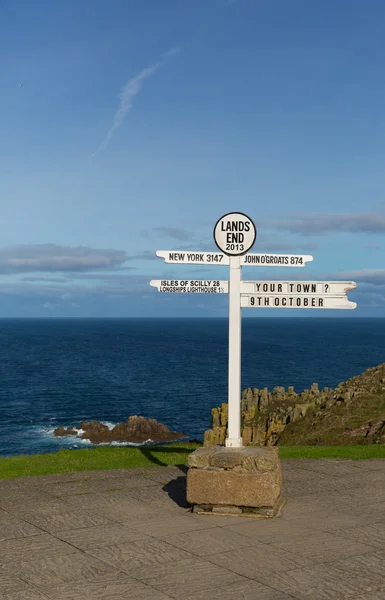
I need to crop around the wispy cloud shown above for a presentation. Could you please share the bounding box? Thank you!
[89,47,180,161]
[152,226,195,241]
[0,244,128,274]
[126,250,158,261]
[327,269,385,286]
[271,213,385,235]
[363,243,381,250]
[256,242,319,252]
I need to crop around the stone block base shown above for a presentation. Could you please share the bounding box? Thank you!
[187,445,283,518]
[192,495,285,518]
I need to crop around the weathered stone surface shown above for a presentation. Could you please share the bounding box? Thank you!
[209,449,245,470]
[187,467,281,508]
[343,420,385,440]
[187,446,282,513]
[188,446,215,468]
[193,496,285,517]
[254,448,280,472]
[212,505,242,515]
[189,446,280,473]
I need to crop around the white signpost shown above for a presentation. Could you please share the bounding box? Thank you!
[152,212,357,448]
[213,213,257,447]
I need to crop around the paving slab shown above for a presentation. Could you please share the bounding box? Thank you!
[10,500,113,533]
[350,589,385,600]
[0,533,76,563]
[0,488,54,510]
[0,575,30,595]
[0,508,42,541]
[40,475,159,498]
[62,490,180,522]
[254,562,378,600]
[284,508,370,533]
[206,544,311,578]
[124,513,219,537]
[87,537,192,575]
[3,552,120,588]
[159,526,257,556]
[332,550,385,585]
[222,516,317,544]
[1,590,52,600]
[0,457,383,600]
[335,522,385,549]
[133,556,246,598]
[273,530,376,563]
[55,523,150,550]
[183,579,296,600]
[40,572,174,600]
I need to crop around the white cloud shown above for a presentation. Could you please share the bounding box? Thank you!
[272,213,385,235]
[0,244,128,273]
[152,226,195,241]
[329,269,385,286]
[90,48,179,160]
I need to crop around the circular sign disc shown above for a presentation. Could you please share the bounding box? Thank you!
[213,212,256,256]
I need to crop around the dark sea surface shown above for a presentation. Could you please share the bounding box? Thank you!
[0,318,384,457]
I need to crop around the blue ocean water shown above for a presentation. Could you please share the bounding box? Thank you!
[0,318,384,457]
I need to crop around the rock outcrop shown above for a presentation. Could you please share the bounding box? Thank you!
[54,416,185,444]
[204,363,385,446]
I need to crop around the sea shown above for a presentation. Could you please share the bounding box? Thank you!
[0,318,384,457]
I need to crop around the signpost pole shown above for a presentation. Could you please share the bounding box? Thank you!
[226,255,243,448]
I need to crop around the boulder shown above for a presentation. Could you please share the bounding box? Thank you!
[53,426,78,437]
[343,420,385,440]
[54,416,185,444]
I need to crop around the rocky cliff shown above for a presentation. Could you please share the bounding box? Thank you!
[204,363,385,446]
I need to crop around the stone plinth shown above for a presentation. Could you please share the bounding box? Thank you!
[187,445,284,517]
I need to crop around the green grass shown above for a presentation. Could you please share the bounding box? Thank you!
[0,443,200,480]
[277,445,385,460]
[0,442,384,480]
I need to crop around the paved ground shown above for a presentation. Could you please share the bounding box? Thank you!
[0,459,384,600]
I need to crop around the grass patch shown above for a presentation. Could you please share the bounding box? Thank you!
[0,443,384,480]
[278,445,385,460]
[0,443,200,480]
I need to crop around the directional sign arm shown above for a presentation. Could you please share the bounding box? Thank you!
[240,281,356,295]
[241,254,313,267]
[241,295,357,309]
[150,280,229,293]
[155,251,229,265]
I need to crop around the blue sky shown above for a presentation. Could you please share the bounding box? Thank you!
[1,0,385,317]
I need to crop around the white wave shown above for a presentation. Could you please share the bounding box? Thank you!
[73,438,92,445]
[35,424,169,448]
[100,421,117,429]
[96,438,155,447]
[38,427,56,437]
